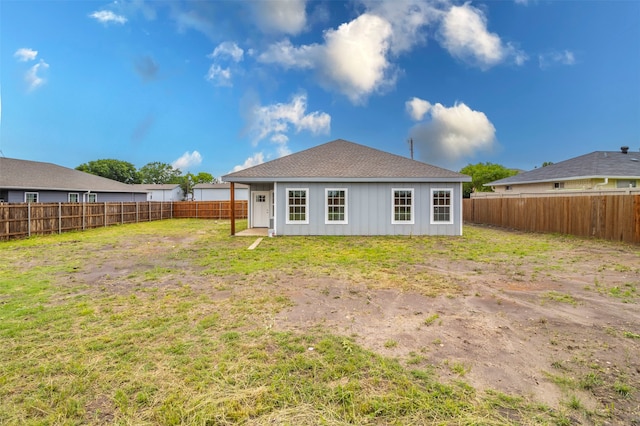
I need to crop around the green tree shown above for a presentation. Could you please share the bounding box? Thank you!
[459,162,518,198]
[192,172,217,184]
[76,159,140,184]
[139,162,182,184]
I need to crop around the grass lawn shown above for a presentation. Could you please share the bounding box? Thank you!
[0,219,621,425]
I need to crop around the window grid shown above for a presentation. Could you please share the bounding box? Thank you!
[287,189,308,224]
[25,192,38,203]
[69,193,79,203]
[432,189,452,223]
[392,189,413,224]
[326,189,347,224]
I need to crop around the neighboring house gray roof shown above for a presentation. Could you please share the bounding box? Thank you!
[223,139,470,183]
[193,183,248,189]
[0,157,147,193]
[130,184,181,191]
[488,149,640,186]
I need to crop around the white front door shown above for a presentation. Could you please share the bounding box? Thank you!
[252,191,270,227]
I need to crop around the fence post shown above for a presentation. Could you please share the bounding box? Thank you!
[58,202,62,234]
[28,203,31,237]
[136,203,139,223]
[104,202,107,227]
[121,202,124,224]
[148,201,151,221]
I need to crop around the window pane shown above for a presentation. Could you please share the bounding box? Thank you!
[288,190,307,222]
[327,190,345,222]
[432,190,451,222]
[393,190,412,222]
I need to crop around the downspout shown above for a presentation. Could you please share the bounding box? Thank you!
[593,178,609,190]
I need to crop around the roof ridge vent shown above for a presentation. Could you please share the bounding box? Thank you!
[621,146,629,154]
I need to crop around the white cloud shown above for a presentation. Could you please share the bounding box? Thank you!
[14,48,38,62]
[539,50,576,69]
[205,65,232,87]
[25,60,49,91]
[258,39,317,69]
[259,13,394,104]
[253,0,307,35]
[360,0,439,55]
[90,10,128,25]
[408,99,496,165]
[210,42,244,62]
[172,151,203,170]
[438,3,525,69]
[248,93,331,148]
[405,97,432,121]
[232,152,265,172]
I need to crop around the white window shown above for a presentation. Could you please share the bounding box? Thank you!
[392,188,414,224]
[286,188,308,224]
[86,193,97,203]
[25,192,38,203]
[270,190,275,219]
[431,189,453,224]
[616,180,637,188]
[68,193,79,203]
[325,188,348,224]
[553,182,564,189]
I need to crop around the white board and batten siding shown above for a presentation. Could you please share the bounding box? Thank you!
[272,181,463,236]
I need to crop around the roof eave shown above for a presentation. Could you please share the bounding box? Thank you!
[223,176,471,183]
[487,175,640,186]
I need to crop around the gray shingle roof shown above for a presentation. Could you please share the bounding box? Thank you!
[192,183,248,189]
[130,184,181,191]
[0,157,147,193]
[488,150,640,186]
[223,139,470,183]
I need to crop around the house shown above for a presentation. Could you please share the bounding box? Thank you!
[0,157,147,203]
[192,183,249,201]
[130,184,184,201]
[484,146,640,197]
[222,139,471,236]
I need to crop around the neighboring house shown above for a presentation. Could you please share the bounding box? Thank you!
[222,139,471,236]
[192,183,249,201]
[130,184,184,201]
[484,146,640,197]
[0,157,147,203]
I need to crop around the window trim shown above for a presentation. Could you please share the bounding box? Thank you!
[25,192,38,203]
[68,193,80,203]
[86,193,98,203]
[285,188,309,225]
[430,188,454,225]
[391,188,414,225]
[325,188,348,225]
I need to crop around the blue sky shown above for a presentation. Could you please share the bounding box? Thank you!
[2,0,639,179]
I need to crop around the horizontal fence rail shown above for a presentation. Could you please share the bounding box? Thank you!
[463,194,640,244]
[0,201,248,241]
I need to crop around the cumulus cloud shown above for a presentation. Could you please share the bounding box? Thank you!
[90,10,127,24]
[438,3,525,69]
[14,48,38,62]
[205,65,232,87]
[134,55,159,82]
[172,151,203,170]
[210,41,244,62]
[408,98,496,165]
[253,0,307,35]
[25,60,49,91]
[539,50,576,69]
[405,97,432,121]
[247,93,331,150]
[232,152,265,172]
[259,13,394,103]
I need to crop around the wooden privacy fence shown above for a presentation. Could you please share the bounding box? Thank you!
[172,201,248,219]
[0,201,248,241]
[463,194,640,244]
